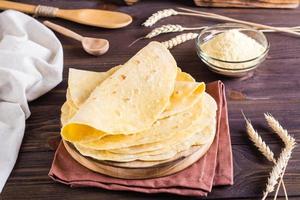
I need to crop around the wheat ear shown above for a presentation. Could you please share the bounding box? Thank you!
[129,25,205,47]
[145,24,184,38]
[242,111,288,200]
[264,113,294,146]
[161,32,198,49]
[143,9,178,27]
[145,24,207,39]
[242,112,275,162]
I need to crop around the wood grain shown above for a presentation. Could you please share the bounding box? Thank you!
[193,0,299,8]
[1,0,300,199]
[124,0,300,8]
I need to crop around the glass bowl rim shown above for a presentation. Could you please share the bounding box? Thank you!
[195,23,270,64]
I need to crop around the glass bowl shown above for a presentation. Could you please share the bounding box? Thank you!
[195,23,270,77]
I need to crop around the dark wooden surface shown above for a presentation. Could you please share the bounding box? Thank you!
[1,0,300,199]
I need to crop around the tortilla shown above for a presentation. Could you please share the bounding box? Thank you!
[61,42,178,142]
[159,81,205,119]
[74,113,216,162]
[79,93,215,151]
[61,75,205,137]
[68,66,120,108]
[63,81,205,123]
[176,71,195,82]
[61,101,70,126]
[61,70,204,126]
[108,93,216,154]
[66,68,197,113]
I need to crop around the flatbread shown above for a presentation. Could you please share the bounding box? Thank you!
[108,93,216,154]
[63,81,205,123]
[61,42,178,142]
[61,70,204,126]
[175,71,195,82]
[59,42,218,163]
[68,66,120,108]
[74,107,216,162]
[65,69,198,118]
[79,93,215,151]
[159,81,205,119]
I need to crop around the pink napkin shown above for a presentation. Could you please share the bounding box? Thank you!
[49,81,233,197]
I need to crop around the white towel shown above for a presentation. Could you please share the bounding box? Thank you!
[0,10,63,192]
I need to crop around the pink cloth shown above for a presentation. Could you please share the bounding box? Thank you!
[49,81,233,197]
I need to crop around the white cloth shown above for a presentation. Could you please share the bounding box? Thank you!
[0,10,63,192]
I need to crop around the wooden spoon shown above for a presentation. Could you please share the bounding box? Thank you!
[44,21,109,56]
[0,0,132,29]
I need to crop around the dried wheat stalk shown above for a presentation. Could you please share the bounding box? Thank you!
[128,24,205,47]
[274,165,288,200]
[138,10,300,48]
[146,25,300,40]
[145,24,207,39]
[177,7,300,37]
[161,32,198,49]
[264,113,294,146]
[139,23,300,47]
[264,114,296,200]
[158,26,300,49]
[142,8,300,36]
[145,24,184,38]
[259,114,296,200]
[262,141,295,200]
[145,25,300,42]
[242,112,288,199]
[143,9,178,27]
[242,113,276,163]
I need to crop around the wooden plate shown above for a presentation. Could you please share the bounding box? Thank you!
[63,129,215,179]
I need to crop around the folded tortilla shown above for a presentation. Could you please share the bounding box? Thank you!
[62,42,178,142]
[65,67,200,119]
[61,76,205,142]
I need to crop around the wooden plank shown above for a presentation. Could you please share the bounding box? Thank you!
[2,143,300,199]
[124,0,300,8]
[1,0,300,199]
[194,0,299,8]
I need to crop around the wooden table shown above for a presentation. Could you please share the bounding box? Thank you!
[1,0,300,199]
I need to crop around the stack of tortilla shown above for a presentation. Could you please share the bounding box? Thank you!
[60,42,217,163]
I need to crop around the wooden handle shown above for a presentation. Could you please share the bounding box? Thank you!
[43,21,83,42]
[0,0,36,13]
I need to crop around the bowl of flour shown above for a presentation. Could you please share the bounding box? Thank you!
[196,23,269,77]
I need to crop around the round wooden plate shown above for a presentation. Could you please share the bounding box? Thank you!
[63,128,215,179]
